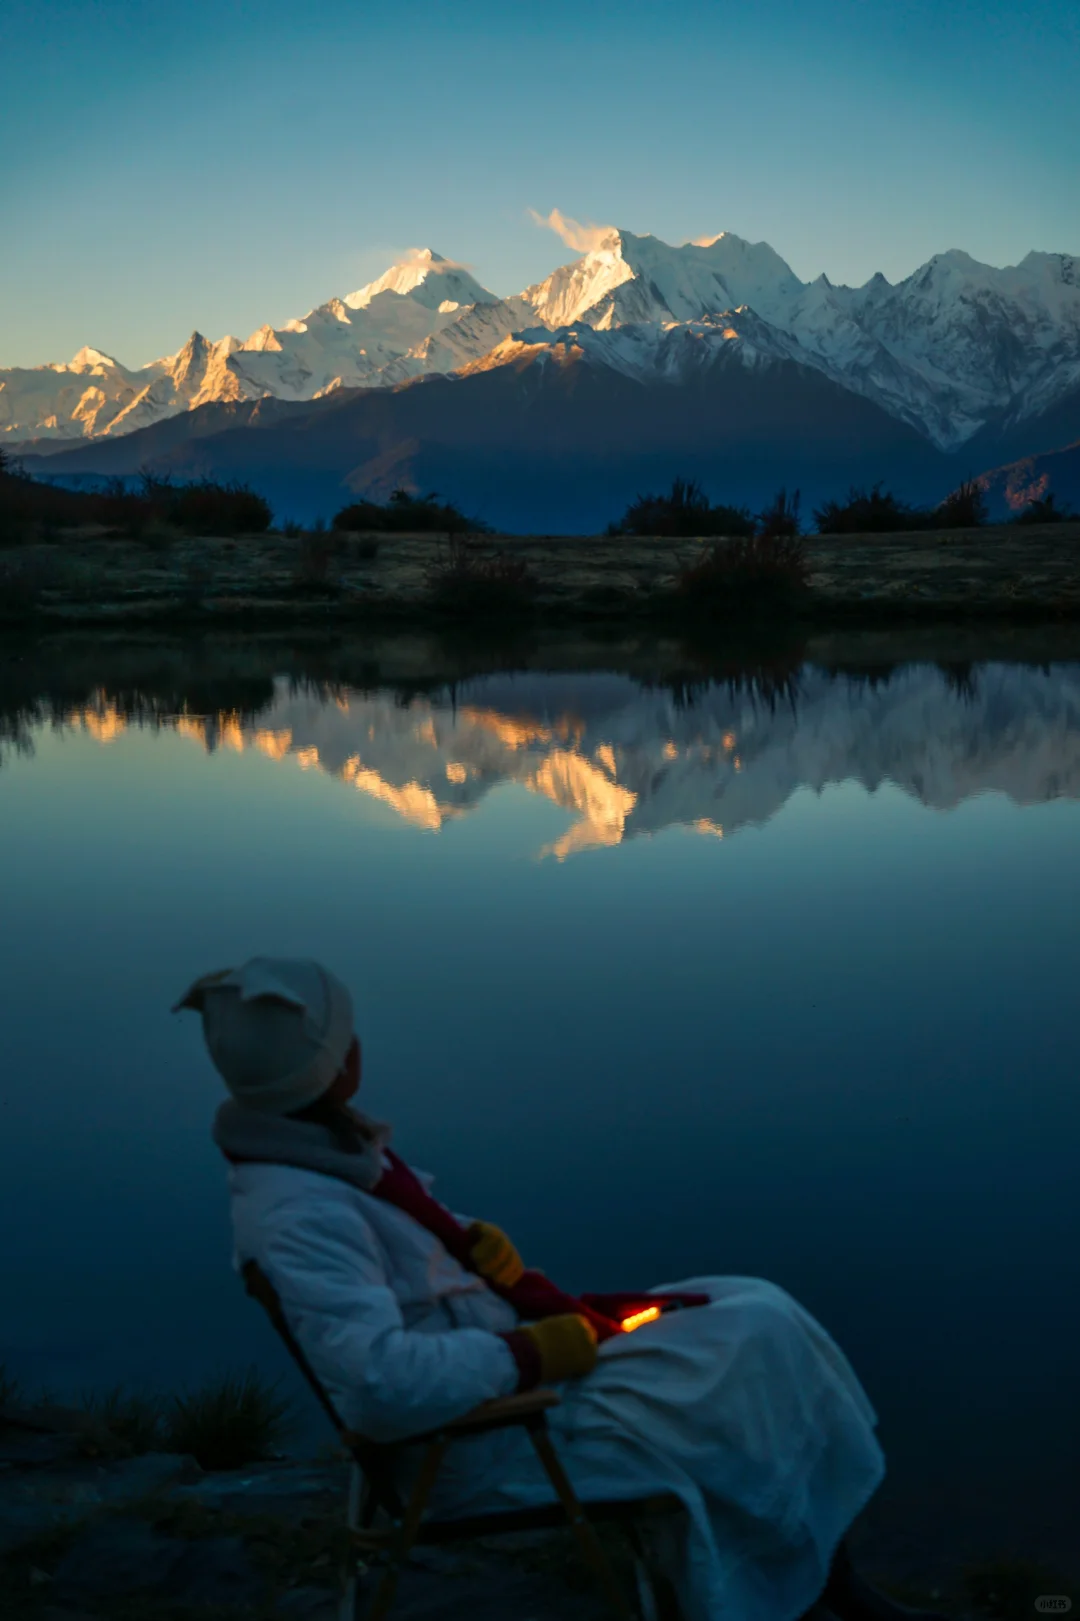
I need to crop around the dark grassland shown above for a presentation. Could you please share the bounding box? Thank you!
[2,459,1080,628]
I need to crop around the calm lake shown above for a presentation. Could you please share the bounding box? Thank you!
[1,632,1078,1574]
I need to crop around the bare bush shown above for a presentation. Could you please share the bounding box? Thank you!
[813,483,924,534]
[608,478,754,538]
[756,487,802,539]
[425,536,537,618]
[293,528,338,590]
[334,488,489,535]
[1015,493,1074,524]
[935,479,987,528]
[676,531,810,620]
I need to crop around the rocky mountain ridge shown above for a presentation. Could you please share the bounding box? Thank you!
[6,232,1080,457]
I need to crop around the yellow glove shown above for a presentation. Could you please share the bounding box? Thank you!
[467,1220,525,1288]
[518,1314,598,1383]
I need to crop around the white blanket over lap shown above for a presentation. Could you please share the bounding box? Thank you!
[229,1160,885,1621]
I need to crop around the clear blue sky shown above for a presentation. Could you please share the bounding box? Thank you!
[2,0,1077,368]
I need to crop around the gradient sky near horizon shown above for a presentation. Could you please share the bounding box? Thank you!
[2,0,1078,370]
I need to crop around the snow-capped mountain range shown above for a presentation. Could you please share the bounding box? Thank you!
[5,230,1080,454]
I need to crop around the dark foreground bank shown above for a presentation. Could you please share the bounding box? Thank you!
[1,1396,1072,1621]
[2,524,1080,630]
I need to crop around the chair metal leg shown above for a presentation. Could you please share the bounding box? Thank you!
[340,1461,363,1621]
[527,1423,635,1621]
[362,1437,448,1621]
[624,1518,660,1621]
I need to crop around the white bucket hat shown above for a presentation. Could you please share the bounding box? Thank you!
[174,956,354,1116]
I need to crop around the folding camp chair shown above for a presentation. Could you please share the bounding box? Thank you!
[243,1260,682,1621]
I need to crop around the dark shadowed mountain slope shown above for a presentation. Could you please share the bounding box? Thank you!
[22,348,948,532]
[959,381,1080,481]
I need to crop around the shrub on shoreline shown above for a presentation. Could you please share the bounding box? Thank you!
[293,526,339,590]
[1015,492,1074,524]
[425,535,538,618]
[0,461,271,543]
[813,479,991,535]
[756,487,801,539]
[112,474,271,537]
[334,487,490,536]
[675,531,810,621]
[934,478,987,529]
[814,483,924,534]
[608,477,754,538]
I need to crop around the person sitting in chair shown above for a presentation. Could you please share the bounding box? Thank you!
[177,956,943,1621]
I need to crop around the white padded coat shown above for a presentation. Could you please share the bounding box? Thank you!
[228,1158,885,1621]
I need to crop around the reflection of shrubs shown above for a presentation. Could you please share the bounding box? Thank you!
[934,478,987,528]
[676,532,810,621]
[425,536,537,618]
[608,478,754,538]
[333,487,490,535]
[813,483,923,534]
[939,661,979,702]
[1015,492,1074,524]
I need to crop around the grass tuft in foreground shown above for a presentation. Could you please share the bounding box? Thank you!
[83,1386,168,1453]
[162,1368,293,1472]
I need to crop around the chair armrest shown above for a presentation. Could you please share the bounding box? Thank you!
[445,1389,561,1434]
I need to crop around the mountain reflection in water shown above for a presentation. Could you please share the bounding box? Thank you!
[58,662,1080,856]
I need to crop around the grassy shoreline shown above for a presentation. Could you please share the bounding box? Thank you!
[2,522,1080,629]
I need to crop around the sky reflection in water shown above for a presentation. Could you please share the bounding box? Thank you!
[1,659,1078,1565]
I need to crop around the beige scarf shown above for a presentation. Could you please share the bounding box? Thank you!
[212,1099,392,1190]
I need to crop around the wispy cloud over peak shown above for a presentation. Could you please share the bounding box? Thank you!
[528,208,615,255]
